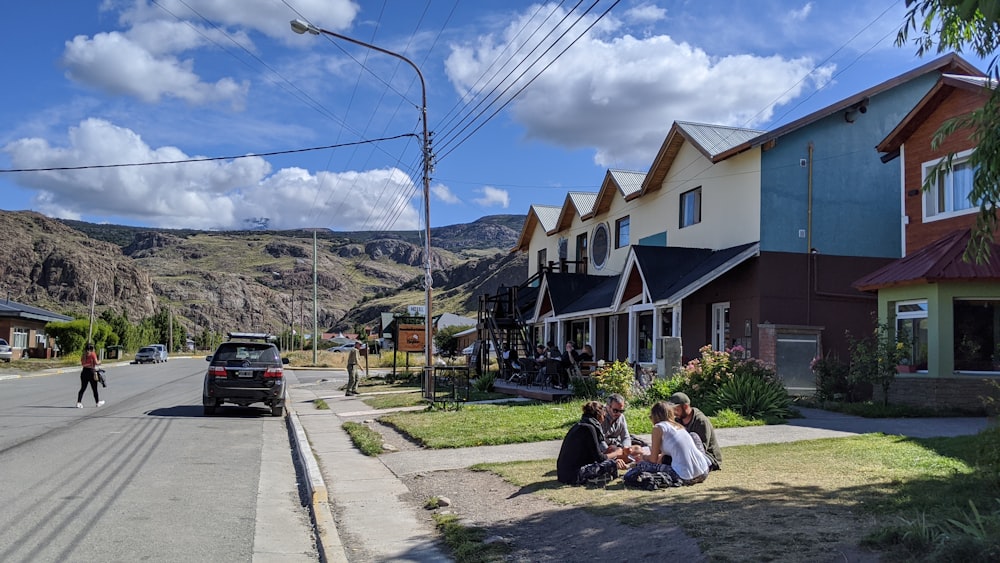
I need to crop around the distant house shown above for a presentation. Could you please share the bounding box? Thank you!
[513,53,982,394]
[856,73,1000,409]
[0,298,73,358]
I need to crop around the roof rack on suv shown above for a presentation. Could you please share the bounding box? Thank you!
[226,332,275,342]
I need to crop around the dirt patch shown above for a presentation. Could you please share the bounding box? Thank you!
[400,468,703,562]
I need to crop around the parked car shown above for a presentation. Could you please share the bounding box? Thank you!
[328,342,358,353]
[149,344,168,362]
[203,332,288,417]
[0,338,11,362]
[134,346,159,364]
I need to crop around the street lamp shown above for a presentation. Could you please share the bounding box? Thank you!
[290,18,435,370]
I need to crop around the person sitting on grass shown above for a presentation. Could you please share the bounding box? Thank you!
[556,401,628,485]
[626,401,710,487]
[669,392,722,471]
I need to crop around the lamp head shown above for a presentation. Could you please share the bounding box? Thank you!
[290,19,320,35]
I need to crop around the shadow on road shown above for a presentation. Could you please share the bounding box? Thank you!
[146,405,272,418]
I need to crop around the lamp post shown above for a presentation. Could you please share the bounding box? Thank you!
[290,19,435,370]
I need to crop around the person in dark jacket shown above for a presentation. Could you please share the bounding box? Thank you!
[669,392,722,470]
[556,401,625,485]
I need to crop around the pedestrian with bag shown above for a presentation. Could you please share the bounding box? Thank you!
[77,342,104,408]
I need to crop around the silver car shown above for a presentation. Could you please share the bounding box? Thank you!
[135,346,159,364]
[0,338,11,362]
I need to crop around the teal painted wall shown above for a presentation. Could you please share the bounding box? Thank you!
[760,74,940,257]
[638,231,667,247]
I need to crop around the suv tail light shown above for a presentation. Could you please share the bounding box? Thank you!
[264,366,283,378]
[209,366,228,378]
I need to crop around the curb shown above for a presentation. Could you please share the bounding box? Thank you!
[287,409,348,563]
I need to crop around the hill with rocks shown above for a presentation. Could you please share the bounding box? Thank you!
[0,210,527,338]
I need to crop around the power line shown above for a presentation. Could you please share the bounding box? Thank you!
[0,135,417,173]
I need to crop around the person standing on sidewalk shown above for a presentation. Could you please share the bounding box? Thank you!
[346,341,362,396]
[77,342,104,408]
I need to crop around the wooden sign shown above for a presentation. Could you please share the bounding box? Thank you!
[397,323,427,352]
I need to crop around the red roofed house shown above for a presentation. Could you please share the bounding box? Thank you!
[856,73,1000,410]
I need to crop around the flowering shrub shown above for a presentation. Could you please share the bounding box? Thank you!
[811,353,851,401]
[593,360,636,400]
[674,345,786,414]
[847,321,908,407]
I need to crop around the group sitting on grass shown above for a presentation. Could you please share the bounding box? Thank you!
[556,394,718,489]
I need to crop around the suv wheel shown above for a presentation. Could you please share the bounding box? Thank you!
[270,405,284,417]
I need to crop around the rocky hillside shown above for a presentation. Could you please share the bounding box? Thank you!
[0,210,526,337]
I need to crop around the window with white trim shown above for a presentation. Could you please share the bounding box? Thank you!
[12,328,28,349]
[923,150,977,220]
[895,300,928,370]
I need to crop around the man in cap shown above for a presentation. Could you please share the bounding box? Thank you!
[669,392,721,470]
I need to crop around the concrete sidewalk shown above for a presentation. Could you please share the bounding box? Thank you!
[286,383,990,562]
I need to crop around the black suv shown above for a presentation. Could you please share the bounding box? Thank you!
[203,332,289,416]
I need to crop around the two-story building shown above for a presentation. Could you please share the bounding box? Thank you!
[513,53,981,392]
[855,73,1000,409]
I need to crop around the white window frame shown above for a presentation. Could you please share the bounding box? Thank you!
[591,222,610,271]
[12,328,29,349]
[922,148,977,222]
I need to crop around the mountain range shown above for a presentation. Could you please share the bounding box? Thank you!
[0,210,527,337]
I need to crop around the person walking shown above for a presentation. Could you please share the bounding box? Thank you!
[77,343,104,408]
[345,341,362,396]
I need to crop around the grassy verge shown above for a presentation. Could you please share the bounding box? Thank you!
[342,421,384,456]
[475,432,999,562]
[380,399,763,448]
[432,513,510,563]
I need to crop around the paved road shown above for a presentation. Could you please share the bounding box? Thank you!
[0,359,317,563]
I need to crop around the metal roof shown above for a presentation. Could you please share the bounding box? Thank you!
[567,192,597,216]
[608,169,645,197]
[854,229,1000,291]
[532,204,561,233]
[0,299,74,323]
[675,121,765,158]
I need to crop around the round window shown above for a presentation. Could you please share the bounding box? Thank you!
[591,223,609,270]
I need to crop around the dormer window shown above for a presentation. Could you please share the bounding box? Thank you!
[923,150,977,221]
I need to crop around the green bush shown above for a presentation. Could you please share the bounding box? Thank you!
[704,372,792,420]
[570,375,600,399]
[677,345,737,403]
[811,353,851,401]
[634,374,686,406]
[472,371,496,393]
[978,425,1000,482]
[593,360,636,400]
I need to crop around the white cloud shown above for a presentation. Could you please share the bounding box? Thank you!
[2,118,419,231]
[62,31,249,108]
[788,3,813,22]
[445,5,833,167]
[474,186,509,208]
[432,183,461,204]
[622,4,667,25]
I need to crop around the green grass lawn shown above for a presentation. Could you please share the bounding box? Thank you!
[475,433,1000,562]
[380,399,763,448]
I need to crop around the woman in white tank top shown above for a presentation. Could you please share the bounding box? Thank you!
[644,401,710,482]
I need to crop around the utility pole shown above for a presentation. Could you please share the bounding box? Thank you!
[313,230,318,366]
[87,278,97,344]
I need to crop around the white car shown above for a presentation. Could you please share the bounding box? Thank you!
[328,342,358,353]
[149,344,168,362]
[0,338,12,362]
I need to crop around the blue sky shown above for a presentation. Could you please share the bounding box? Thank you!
[0,1,988,232]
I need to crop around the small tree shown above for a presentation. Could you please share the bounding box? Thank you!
[433,325,472,358]
[847,322,908,406]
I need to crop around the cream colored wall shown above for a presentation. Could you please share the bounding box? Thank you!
[650,143,761,249]
[525,141,762,279]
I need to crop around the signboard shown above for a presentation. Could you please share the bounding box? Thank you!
[397,323,427,352]
[407,305,426,317]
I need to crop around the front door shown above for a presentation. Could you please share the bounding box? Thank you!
[712,302,730,351]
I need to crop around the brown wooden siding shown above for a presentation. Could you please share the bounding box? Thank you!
[903,87,991,253]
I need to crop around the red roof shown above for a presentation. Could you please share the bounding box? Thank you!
[854,229,1000,291]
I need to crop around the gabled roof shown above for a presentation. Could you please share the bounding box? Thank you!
[555,191,598,232]
[615,242,760,307]
[512,204,562,252]
[592,168,646,216]
[0,300,73,323]
[535,273,613,318]
[877,73,994,155]
[715,52,983,162]
[561,274,621,315]
[640,121,765,195]
[854,229,1000,291]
